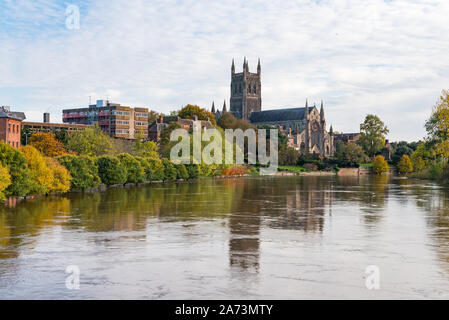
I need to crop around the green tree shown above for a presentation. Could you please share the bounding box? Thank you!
[67,124,116,156]
[397,154,413,174]
[391,141,416,165]
[0,164,11,201]
[96,156,127,185]
[358,114,389,158]
[178,104,216,125]
[53,129,69,146]
[336,143,366,167]
[373,155,389,174]
[175,163,189,180]
[147,158,165,181]
[133,139,159,159]
[20,145,53,195]
[135,156,153,181]
[185,164,199,179]
[0,142,31,197]
[279,146,299,166]
[162,158,177,181]
[117,153,145,184]
[57,155,100,190]
[45,157,72,193]
[411,141,435,171]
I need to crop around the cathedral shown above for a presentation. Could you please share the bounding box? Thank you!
[213,58,334,157]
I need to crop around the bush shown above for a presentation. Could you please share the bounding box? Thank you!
[336,143,366,168]
[0,142,31,197]
[397,154,413,174]
[175,163,189,180]
[162,158,177,181]
[221,166,247,176]
[29,132,67,157]
[57,155,100,190]
[147,158,165,181]
[96,156,127,185]
[117,153,145,184]
[135,156,153,181]
[185,164,199,179]
[373,155,389,174]
[304,163,318,171]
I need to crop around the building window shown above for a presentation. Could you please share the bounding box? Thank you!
[8,124,11,132]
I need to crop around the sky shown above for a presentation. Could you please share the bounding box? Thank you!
[1,0,449,142]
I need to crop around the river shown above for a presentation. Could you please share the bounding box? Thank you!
[1,175,449,299]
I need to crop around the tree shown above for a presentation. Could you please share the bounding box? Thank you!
[147,158,165,181]
[425,90,449,141]
[53,129,69,146]
[135,156,153,181]
[96,156,127,185]
[0,142,31,196]
[185,164,199,179]
[148,110,159,124]
[133,139,159,159]
[0,164,11,201]
[162,158,177,181]
[410,141,435,172]
[391,141,415,165]
[373,155,389,174]
[20,145,53,195]
[175,163,189,180]
[29,132,68,157]
[336,143,366,167]
[57,155,100,190]
[397,154,413,174]
[117,153,145,184]
[178,104,216,125]
[218,112,256,130]
[358,114,389,158]
[279,146,299,166]
[160,122,182,158]
[45,157,72,193]
[67,124,116,156]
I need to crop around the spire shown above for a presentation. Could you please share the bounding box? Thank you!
[320,100,325,121]
[223,100,227,113]
[231,58,235,75]
[245,58,249,72]
[211,101,216,114]
[329,124,333,135]
[257,58,261,75]
[304,99,309,118]
[243,57,246,71]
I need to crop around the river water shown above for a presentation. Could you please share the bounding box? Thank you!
[1,175,449,299]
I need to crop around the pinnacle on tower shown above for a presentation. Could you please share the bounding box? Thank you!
[257,58,261,74]
[211,101,216,114]
[320,100,325,121]
[329,124,333,135]
[304,99,309,117]
[223,100,227,113]
[231,59,235,75]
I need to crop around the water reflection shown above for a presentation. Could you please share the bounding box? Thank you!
[2,176,449,299]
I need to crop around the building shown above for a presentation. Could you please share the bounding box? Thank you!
[333,132,361,148]
[148,115,214,142]
[230,57,262,120]
[214,58,334,157]
[0,106,26,148]
[62,100,149,139]
[22,120,93,135]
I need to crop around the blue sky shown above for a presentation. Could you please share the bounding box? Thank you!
[1,0,449,141]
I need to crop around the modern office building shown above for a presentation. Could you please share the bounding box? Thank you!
[62,100,149,139]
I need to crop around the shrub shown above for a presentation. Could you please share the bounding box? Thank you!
[397,154,413,174]
[162,158,177,181]
[175,163,189,180]
[147,158,165,181]
[373,155,389,174]
[221,166,247,176]
[0,142,31,197]
[117,153,145,184]
[336,143,366,168]
[185,164,199,179]
[304,163,318,171]
[57,155,100,190]
[0,164,11,201]
[96,156,127,185]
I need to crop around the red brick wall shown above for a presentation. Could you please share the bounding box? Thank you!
[0,118,22,148]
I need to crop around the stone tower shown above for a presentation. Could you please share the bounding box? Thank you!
[230,57,262,120]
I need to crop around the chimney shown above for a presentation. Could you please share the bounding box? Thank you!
[43,112,50,123]
[1,106,10,112]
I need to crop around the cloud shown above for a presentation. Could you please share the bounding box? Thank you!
[1,0,449,141]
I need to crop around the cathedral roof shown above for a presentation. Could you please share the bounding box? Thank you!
[249,107,313,123]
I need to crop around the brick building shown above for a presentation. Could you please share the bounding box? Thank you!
[62,100,149,139]
[0,106,26,148]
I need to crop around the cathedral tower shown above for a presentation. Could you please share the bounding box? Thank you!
[230,57,262,120]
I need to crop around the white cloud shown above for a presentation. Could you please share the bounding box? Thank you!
[1,0,449,141]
